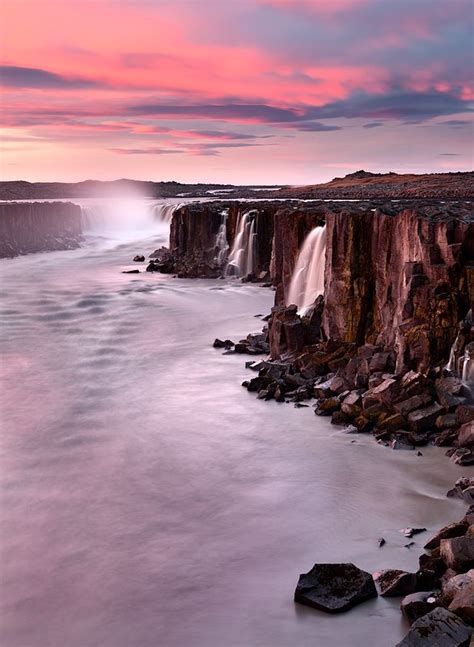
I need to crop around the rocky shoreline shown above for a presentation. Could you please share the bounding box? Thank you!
[294,478,474,645]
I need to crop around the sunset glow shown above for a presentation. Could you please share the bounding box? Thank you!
[1,0,472,183]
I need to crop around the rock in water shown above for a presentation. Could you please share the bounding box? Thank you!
[294,562,377,613]
[396,607,471,646]
[133,255,145,262]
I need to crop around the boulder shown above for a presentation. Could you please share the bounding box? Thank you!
[458,422,474,448]
[294,562,377,613]
[440,537,474,572]
[315,398,341,416]
[455,405,474,425]
[448,581,474,625]
[394,392,433,417]
[442,570,474,604]
[396,607,471,646]
[407,402,444,432]
[133,254,145,262]
[425,521,469,550]
[401,591,439,624]
[374,569,417,597]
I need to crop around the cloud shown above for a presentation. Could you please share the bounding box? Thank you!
[304,90,473,121]
[129,103,301,123]
[0,65,97,89]
[439,153,460,156]
[110,141,262,157]
[363,121,383,128]
[293,121,342,132]
[438,119,473,128]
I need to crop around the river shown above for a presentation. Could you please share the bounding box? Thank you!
[0,202,466,647]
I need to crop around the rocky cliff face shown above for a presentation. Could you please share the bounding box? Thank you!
[167,201,276,277]
[0,201,83,258]
[321,204,473,373]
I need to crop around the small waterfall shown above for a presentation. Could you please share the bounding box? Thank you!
[225,210,257,277]
[214,209,229,266]
[151,203,181,225]
[461,343,474,389]
[286,225,326,313]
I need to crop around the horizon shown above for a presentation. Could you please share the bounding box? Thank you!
[1,0,473,183]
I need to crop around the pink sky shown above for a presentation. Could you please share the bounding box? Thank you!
[1,0,473,184]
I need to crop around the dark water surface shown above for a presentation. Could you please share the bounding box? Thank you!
[0,214,466,647]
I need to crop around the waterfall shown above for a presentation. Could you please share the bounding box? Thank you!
[214,209,229,266]
[225,210,257,277]
[287,225,326,314]
[80,199,180,239]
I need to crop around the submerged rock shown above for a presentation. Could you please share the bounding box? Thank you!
[294,562,377,613]
[375,569,417,597]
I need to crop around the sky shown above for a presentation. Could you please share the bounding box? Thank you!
[0,0,473,184]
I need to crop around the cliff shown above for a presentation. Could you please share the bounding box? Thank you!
[0,201,83,258]
[167,201,276,278]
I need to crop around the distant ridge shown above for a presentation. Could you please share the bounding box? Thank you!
[0,171,472,200]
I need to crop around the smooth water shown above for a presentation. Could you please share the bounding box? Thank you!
[0,210,466,647]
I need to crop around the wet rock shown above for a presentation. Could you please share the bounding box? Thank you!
[403,528,427,539]
[377,412,406,432]
[436,413,459,430]
[425,520,469,550]
[391,438,415,450]
[455,405,474,425]
[457,422,474,448]
[448,582,474,625]
[447,478,474,504]
[396,607,471,646]
[122,269,140,274]
[435,428,460,447]
[394,393,433,417]
[315,397,341,416]
[442,570,474,604]
[436,376,467,410]
[353,415,372,432]
[213,338,234,349]
[133,254,145,262]
[401,591,439,624]
[294,562,377,613]
[375,569,417,597]
[440,537,474,572]
[450,448,474,466]
[331,410,352,426]
[407,402,444,432]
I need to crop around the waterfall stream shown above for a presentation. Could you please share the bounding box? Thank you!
[286,225,326,313]
[214,209,229,266]
[225,210,257,277]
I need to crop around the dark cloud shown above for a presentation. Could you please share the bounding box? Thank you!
[294,121,342,132]
[304,90,473,122]
[439,153,460,156]
[363,121,383,128]
[0,65,97,89]
[438,120,473,128]
[129,103,301,123]
[110,141,262,157]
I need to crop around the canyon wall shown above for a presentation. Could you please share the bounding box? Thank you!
[168,201,276,277]
[0,201,83,258]
[167,200,473,371]
[322,205,473,372]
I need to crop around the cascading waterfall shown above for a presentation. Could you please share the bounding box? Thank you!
[286,225,327,314]
[225,210,257,277]
[80,200,180,239]
[214,209,229,266]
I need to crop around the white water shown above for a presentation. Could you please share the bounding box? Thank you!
[214,209,229,266]
[80,199,182,241]
[287,226,327,313]
[225,210,257,277]
[0,205,467,647]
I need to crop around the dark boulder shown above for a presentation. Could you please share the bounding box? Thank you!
[294,562,377,613]
[440,537,474,572]
[133,254,145,262]
[374,569,417,597]
[396,607,471,646]
[401,591,439,624]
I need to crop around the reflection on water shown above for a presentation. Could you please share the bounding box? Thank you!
[0,216,466,647]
